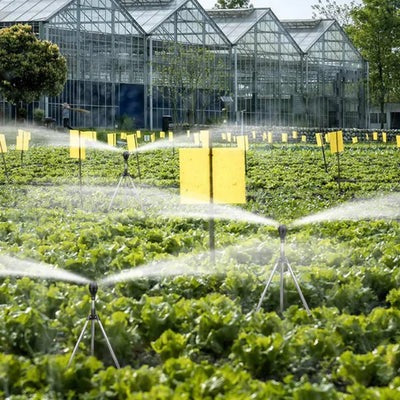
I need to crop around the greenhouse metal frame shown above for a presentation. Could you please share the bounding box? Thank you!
[0,0,367,129]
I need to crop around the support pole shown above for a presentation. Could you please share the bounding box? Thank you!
[208,131,215,264]
[0,142,9,183]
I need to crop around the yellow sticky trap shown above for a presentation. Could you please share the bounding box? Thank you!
[268,132,273,144]
[18,129,31,140]
[221,133,227,141]
[352,137,358,144]
[160,131,165,139]
[127,134,137,151]
[373,131,378,141]
[324,133,330,143]
[382,132,387,143]
[187,130,190,137]
[282,133,288,143]
[292,131,298,139]
[316,133,323,147]
[365,133,369,141]
[396,135,400,148]
[262,132,267,141]
[107,133,116,146]
[179,148,246,204]
[237,135,249,151]
[227,132,232,142]
[329,131,344,154]
[69,131,86,159]
[136,130,141,139]
[169,132,174,141]
[252,131,256,139]
[0,134,7,153]
[301,135,307,143]
[16,135,30,151]
[120,132,127,140]
[82,131,96,141]
[151,133,156,143]
[200,130,209,148]
[194,133,200,146]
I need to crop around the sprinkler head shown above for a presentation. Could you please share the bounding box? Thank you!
[89,281,98,299]
[278,225,287,242]
[122,151,130,161]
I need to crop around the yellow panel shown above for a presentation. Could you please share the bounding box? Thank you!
[135,130,141,138]
[0,134,7,153]
[169,132,174,141]
[151,133,156,142]
[316,133,323,147]
[237,135,249,151]
[160,131,165,139]
[365,133,369,141]
[82,131,96,140]
[69,132,86,159]
[227,132,232,142]
[221,132,227,140]
[325,133,330,143]
[329,131,344,154]
[292,130,298,139]
[301,135,307,143]
[200,130,209,148]
[213,148,246,204]
[187,130,190,137]
[17,129,31,140]
[194,133,200,146]
[382,132,387,143]
[262,132,266,141]
[120,132,127,140]
[127,134,137,151]
[252,131,256,139]
[16,135,29,151]
[352,137,358,144]
[397,135,400,147]
[268,132,273,144]
[282,133,288,143]
[373,131,378,141]
[179,148,210,204]
[107,133,116,146]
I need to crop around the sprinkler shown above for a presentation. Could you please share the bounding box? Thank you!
[256,225,311,315]
[67,281,120,369]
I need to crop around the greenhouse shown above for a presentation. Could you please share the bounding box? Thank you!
[0,0,367,129]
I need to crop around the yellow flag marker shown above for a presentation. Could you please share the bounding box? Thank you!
[179,148,246,204]
[282,133,288,143]
[352,137,358,144]
[329,131,344,153]
[17,129,31,141]
[127,134,137,151]
[252,131,256,139]
[365,133,369,141]
[16,132,30,151]
[373,131,378,141]
[187,130,190,137]
[160,131,165,139]
[200,130,209,148]
[69,131,86,159]
[262,132,267,141]
[237,135,249,151]
[227,132,232,142]
[324,133,330,143]
[268,132,273,144]
[136,130,141,139]
[382,132,387,143]
[120,132,127,140]
[169,132,174,141]
[396,135,400,148]
[107,133,116,146]
[301,135,307,143]
[221,132,227,141]
[292,131,298,139]
[316,133,323,147]
[0,134,7,153]
[151,133,156,143]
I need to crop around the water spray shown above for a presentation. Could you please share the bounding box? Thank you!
[108,151,142,211]
[67,281,120,369]
[256,224,311,315]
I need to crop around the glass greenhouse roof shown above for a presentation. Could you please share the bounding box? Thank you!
[0,0,72,22]
[282,19,334,52]
[123,0,187,34]
[207,8,272,44]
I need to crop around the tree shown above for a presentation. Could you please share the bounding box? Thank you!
[0,24,67,119]
[154,43,229,126]
[311,0,359,27]
[214,0,250,9]
[347,0,400,128]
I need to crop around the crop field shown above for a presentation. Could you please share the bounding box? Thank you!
[0,129,400,399]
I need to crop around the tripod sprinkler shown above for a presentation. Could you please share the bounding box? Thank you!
[89,281,98,300]
[278,224,287,242]
[122,151,130,162]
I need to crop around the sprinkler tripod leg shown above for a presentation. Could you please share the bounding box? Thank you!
[256,259,280,311]
[285,260,312,316]
[96,316,120,369]
[108,175,124,211]
[127,175,143,210]
[280,259,285,313]
[67,319,90,368]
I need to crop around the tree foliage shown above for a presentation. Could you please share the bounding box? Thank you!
[347,0,400,127]
[311,0,359,27]
[0,24,67,106]
[214,0,250,9]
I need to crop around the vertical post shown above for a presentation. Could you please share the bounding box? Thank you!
[336,131,341,193]
[321,144,328,172]
[149,37,153,131]
[208,131,215,264]
[78,130,82,187]
[134,134,141,181]
[0,141,9,183]
[90,299,95,356]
